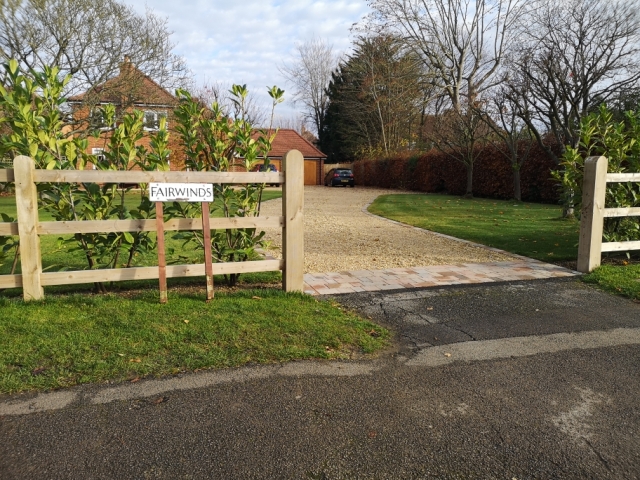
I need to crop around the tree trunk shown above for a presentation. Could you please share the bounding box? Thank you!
[513,168,522,201]
[464,163,473,198]
[562,189,575,218]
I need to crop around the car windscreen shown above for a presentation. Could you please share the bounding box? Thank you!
[336,170,352,176]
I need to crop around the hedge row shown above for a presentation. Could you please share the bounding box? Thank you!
[352,142,562,203]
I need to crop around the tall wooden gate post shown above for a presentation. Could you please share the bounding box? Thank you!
[14,155,44,300]
[282,149,304,292]
[577,156,608,273]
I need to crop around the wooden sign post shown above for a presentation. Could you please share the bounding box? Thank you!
[155,202,168,304]
[150,183,214,303]
[201,202,214,301]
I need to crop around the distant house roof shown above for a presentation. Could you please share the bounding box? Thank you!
[68,57,176,107]
[259,129,326,159]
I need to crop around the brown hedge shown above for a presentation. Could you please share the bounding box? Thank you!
[352,142,561,203]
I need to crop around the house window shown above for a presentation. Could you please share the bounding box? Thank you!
[143,110,167,131]
[89,109,110,130]
[92,148,105,169]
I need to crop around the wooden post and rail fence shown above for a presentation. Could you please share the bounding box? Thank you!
[0,150,305,301]
[578,156,640,273]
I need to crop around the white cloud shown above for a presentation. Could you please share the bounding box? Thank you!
[127,0,369,122]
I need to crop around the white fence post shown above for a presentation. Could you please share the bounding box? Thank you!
[282,149,304,292]
[577,156,608,273]
[14,155,44,300]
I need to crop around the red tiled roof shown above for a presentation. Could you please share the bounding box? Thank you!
[68,62,176,106]
[258,129,326,159]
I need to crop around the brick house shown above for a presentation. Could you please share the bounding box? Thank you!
[69,58,327,182]
[68,56,185,170]
[256,129,327,185]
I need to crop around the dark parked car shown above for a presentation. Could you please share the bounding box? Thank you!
[252,163,279,187]
[324,168,355,187]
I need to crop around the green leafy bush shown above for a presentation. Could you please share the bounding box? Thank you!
[552,105,640,244]
[0,61,169,290]
[170,85,284,286]
[0,60,285,289]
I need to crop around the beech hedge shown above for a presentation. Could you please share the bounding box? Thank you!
[353,142,561,203]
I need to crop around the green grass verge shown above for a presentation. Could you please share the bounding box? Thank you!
[583,264,640,301]
[369,194,579,261]
[0,289,389,394]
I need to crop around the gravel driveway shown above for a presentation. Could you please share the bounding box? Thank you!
[260,186,518,274]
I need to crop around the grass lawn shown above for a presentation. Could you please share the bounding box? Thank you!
[0,187,388,394]
[369,194,580,261]
[369,193,640,301]
[0,288,389,394]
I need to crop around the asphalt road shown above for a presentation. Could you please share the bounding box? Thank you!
[2,278,640,479]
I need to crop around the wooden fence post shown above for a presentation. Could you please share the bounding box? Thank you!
[282,149,304,292]
[577,156,608,273]
[14,155,44,300]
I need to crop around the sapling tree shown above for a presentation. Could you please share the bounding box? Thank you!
[170,84,284,286]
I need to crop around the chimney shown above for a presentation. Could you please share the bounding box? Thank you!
[120,55,134,76]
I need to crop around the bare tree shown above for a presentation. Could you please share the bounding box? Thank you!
[279,38,338,138]
[367,0,522,110]
[322,35,428,160]
[0,0,191,99]
[193,80,268,126]
[479,85,534,201]
[273,114,309,133]
[505,0,640,215]
[366,0,523,196]
[425,96,493,196]
[508,0,640,161]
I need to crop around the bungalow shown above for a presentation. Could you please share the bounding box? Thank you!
[257,129,327,185]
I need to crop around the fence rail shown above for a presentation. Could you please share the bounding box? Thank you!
[0,152,304,301]
[577,156,640,272]
[0,216,284,236]
[0,169,283,184]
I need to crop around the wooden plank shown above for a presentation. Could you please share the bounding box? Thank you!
[0,169,15,182]
[0,222,19,235]
[33,170,284,184]
[202,202,214,301]
[601,241,640,253]
[0,274,22,289]
[40,260,283,286]
[14,156,44,300]
[165,216,283,232]
[603,207,640,218]
[282,149,305,292]
[606,173,640,183]
[37,216,284,235]
[156,202,168,304]
[577,156,608,273]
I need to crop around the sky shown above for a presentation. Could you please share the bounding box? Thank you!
[127,0,370,122]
